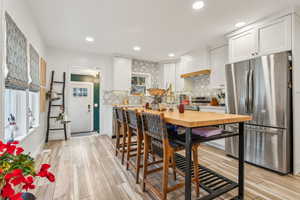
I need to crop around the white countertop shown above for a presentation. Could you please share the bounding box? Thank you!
[199,105,226,110]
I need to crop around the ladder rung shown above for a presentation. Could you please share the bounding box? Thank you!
[51,105,62,107]
[50,116,58,119]
[49,128,65,131]
[57,93,63,95]
[53,81,64,84]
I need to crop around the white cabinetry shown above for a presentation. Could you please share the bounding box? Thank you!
[210,46,228,88]
[175,62,185,92]
[229,30,257,63]
[258,15,292,55]
[163,63,176,90]
[228,15,292,63]
[113,57,132,91]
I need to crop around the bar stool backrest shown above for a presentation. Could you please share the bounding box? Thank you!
[125,109,139,129]
[141,112,167,141]
[116,107,126,123]
[125,109,143,138]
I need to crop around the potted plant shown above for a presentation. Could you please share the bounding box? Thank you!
[0,140,55,200]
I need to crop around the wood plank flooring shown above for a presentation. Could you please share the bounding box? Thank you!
[33,135,300,200]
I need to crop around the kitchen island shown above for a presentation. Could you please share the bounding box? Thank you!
[125,108,251,200]
[162,110,251,200]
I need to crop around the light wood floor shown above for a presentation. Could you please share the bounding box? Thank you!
[33,135,300,200]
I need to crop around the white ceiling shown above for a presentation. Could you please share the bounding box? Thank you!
[27,0,300,61]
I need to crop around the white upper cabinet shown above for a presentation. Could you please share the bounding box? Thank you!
[258,15,292,55]
[228,15,292,63]
[163,63,176,90]
[175,62,185,92]
[113,57,132,91]
[210,46,228,88]
[181,48,210,73]
[229,30,257,63]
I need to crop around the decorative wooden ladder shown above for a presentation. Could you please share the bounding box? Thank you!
[46,71,68,143]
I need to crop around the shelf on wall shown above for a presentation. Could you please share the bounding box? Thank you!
[180,69,211,79]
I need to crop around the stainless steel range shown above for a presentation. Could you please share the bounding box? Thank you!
[225,51,293,174]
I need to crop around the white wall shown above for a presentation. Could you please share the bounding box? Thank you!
[0,0,4,153]
[46,47,114,139]
[1,0,47,157]
[292,12,300,174]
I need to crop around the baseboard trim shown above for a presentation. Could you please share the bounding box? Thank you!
[294,161,300,175]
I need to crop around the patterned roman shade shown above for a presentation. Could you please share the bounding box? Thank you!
[5,12,28,90]
[29,44,40,92]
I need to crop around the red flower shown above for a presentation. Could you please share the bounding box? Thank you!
[37,164,52,178]
[6,145,16,155]
[22,176,35,191]
[10,192,23,200]
[47,172,55,182]
[0,141,7,152]
[16,147,24,155]
[5,173,15,182]
[11,141,19,145]
[37,170,48,177]
[11,175,26,186]
[12,169,23,176]
[5,169,23,182]
[41,164,51,171]
[1,183,15,198]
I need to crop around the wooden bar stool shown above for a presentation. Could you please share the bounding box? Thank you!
[124,109,145,183]
[114,107,137,165]
[141,112,200,200]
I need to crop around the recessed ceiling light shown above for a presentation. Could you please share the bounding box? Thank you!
[133,46,141,51]
[235,22,246,28]
[168,53,175,58]
[192,1,205,10]
[86,36,95,42]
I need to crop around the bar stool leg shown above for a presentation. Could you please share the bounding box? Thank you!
[115,123,120,157]
[142,135,150,192]
[162,144,170,200]
[171,153,177,181]
[126,128,132,170]
[121,125,127,165]
[192,146,200,197]
[136,135,142,184]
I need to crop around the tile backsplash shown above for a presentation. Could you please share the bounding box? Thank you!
[103,58,162,106]
[132,59,161,88]
[181,75,224,98]
[102,90,153,105]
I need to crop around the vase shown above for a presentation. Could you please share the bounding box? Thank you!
[21,193,36,200]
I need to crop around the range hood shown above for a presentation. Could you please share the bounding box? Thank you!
[181,69,211,78]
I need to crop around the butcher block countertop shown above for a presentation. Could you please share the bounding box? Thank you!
[126,108,252,128]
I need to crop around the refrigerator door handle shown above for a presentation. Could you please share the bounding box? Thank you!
[245,70,250,113]
[249,69,254,113]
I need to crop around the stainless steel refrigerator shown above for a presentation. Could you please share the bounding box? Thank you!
[225,51,293,174]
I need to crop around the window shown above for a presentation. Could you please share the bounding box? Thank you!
[131,73,151,95]
[4,89,27,141]
[28,92,40,129]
